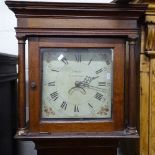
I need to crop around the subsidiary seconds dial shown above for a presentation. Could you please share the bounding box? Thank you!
[41,48,113,119]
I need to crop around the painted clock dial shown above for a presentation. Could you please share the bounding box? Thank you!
[41,48,113,119]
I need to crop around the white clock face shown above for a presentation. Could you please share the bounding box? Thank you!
[41,48,113,119]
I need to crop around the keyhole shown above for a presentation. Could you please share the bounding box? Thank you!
[31,81,36,89]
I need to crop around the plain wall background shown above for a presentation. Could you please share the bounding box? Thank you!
[0,0,17,55]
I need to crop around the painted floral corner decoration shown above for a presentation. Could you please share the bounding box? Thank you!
[97,105,109,116]
[43,105,55,117]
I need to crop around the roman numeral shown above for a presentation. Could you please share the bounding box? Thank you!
[98,82,106,86]
[48,81,55,86]
[50,91,58,101]
[60,101,67,110]
[74,105,79,112]
[107,82,111,87]
[88,103,93,108]
[94,92,103,101]
[96,68,103,74]
[88,58,93,65]
[62,57,68,65]
[51,69,59,72]
[106,59,111,65]
[75,53,81,62]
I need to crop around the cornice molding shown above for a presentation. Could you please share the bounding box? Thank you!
[5,1,146,19]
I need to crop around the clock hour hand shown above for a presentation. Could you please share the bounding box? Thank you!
[68,87,86,95]
[68,81,86,95]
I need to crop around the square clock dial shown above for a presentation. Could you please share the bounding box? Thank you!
[41,48,113,120]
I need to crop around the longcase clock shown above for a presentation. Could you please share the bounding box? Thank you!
[6,1,146,155]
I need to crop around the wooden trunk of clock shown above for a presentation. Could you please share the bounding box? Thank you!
[35,139,118,155]
[5,1,146,155]
[34,138,119,155]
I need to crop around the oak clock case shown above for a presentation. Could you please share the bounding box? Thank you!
[29,37,124,132]
[5,1,146,155]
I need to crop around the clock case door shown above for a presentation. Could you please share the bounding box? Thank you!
[28,37,125,132]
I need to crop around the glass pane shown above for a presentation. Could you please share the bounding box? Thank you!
[41,48,113,120]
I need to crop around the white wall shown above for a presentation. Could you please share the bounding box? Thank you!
[0,0,17,55]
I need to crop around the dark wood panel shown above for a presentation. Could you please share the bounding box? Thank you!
[0,53,18,155]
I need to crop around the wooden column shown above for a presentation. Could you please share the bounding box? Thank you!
[139,2,155,154]
[145,8,155,155]
[17,36,26,129]
[149,57,155,155]
[127,38,138,134]
[140,25,150,155]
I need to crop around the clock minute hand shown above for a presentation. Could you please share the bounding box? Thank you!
[82,76,99,85]
[79,82,106,93]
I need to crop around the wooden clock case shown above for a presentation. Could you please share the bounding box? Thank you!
[6,1,146,155]
[29,37,124,132]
